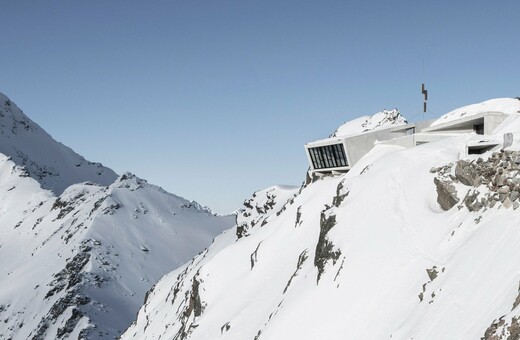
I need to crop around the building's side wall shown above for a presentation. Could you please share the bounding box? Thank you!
[427,122,478,133]
[305,126,410,172]
[414,133,462,145]
[342,140,351,166]
[304,145,315,170]
[414,119,436,133]
[484,113,508,134]
[378,135,415,148]
[344,129,398,166]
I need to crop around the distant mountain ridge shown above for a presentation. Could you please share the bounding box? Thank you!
[0,93,234,339]
[0,92,117,194]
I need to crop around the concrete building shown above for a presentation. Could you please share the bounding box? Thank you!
[305,111,510,175]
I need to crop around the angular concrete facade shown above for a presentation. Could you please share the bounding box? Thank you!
[305,111,509,175]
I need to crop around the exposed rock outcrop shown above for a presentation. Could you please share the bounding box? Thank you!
[434,177,460,211]
[433,150,520,212]
[455,160,480,186]
[236,186,299,239]
[332,108,407,137]
[314,207,341,283]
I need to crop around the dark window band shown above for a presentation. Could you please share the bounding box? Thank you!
[308,144,348,169]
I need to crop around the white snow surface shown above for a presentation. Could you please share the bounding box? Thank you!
[332,108,407,138]
[236,185,300,239]
[0,92,118,194]
[431,97,520,127]
[124,100,520,340]
[0,94,235,339]
[0,161,234,339]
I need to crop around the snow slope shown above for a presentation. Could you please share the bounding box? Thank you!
[0,158,234,340]
[123,97,520,340]
[0,94,235,339]
[0,92,117,194]
[236,185,300,239]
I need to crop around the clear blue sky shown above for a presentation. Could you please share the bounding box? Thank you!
[1,1,519,213]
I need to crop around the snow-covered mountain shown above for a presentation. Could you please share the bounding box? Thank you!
[123,98,520,340]
[0,93,234,339]
[332,108,407,138]
[0,93,117,194]
[236,185,300,239]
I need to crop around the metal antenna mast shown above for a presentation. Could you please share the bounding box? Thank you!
[421,83,428,116]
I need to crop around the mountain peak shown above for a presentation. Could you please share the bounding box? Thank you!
[0,92,117,194]
[332,108,407,138]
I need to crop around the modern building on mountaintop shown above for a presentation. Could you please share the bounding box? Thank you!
[305,98,520,175]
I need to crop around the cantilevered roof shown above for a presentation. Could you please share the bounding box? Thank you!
[431,98,520,127]
[422,111,502,133]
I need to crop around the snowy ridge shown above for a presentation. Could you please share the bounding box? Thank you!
[124,98,520,340]
[0,162,234,339]
[332,108,407,138]
[431,97,520,127]
[0,94,235,339]
[0,92,117,194]
[236,185,299,239]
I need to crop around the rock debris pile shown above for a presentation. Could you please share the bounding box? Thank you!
[432,150,520,211]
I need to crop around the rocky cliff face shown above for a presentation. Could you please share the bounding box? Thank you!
[122,98,520,340]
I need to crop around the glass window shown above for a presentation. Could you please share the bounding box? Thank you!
[333,144,346,166]
[328,145,338,167]
[324,146,333,168]
[308,148,317,168]
[308,143,348,169]
[314,148,324,169]
[474,123,484,135]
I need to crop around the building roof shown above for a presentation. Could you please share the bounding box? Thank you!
[306,109,408,146]
[430,98,520,127]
